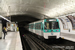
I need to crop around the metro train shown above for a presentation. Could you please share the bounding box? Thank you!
[29,18,60,39]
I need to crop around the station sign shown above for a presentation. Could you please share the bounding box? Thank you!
[65,19,70,22]
[59,17,68,30]
[66,15,75,29]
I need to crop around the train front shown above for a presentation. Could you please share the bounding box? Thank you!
[43,18,60,39]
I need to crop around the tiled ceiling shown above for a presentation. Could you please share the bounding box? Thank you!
[0,0,75,18]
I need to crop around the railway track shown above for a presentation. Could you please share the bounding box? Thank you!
[22,36,31,50]
[23,34,66,50]
[31,34,73,50]
[27,34,52,50]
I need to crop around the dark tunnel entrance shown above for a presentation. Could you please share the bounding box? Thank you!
[11,15,41,50]
[11,15,40,29]
[11,15,40,50]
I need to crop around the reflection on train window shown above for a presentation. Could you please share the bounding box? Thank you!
[52,22,59,29]
[30,24,34,29]
[45,22,59,29]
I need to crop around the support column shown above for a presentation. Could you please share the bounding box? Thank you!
[0,20,2,39]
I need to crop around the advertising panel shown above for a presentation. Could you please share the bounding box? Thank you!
[66,15,75,29]
[59,17,68,30]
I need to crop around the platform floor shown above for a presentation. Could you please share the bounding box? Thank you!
[0,31,22,50]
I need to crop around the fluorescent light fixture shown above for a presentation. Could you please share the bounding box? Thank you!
[0,15,11,22]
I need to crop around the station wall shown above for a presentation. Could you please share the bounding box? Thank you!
[58,15,75,42]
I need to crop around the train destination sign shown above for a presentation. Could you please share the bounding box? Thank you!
[46,19,56,21]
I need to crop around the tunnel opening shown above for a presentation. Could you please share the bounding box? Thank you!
[11,14,40,30]
[11,15,40,22]
[11,14,40,34]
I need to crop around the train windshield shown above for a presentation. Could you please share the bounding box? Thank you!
[44,22,59,29]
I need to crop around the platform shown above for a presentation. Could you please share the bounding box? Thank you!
[0,31,22,50]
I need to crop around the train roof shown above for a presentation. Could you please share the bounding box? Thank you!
[29,18,58,24]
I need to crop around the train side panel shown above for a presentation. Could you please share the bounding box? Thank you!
[29,23,34,33]
[35,20,43,36]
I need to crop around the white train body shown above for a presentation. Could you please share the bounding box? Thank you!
[29,15,75,42]
[29,18,60,39]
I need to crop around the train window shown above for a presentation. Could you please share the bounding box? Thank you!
[29,25,31,28]
[29,25,30,28]
[30,25,32,28]
[44,22,51,29]
[52,22,59,29]
[32,24,34,29]
[35,23,41,29]
[35,24,37,29]
[44,22,59,29]
[38,23,41,29]
[47,23,49,29]
[30,24,34,29]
